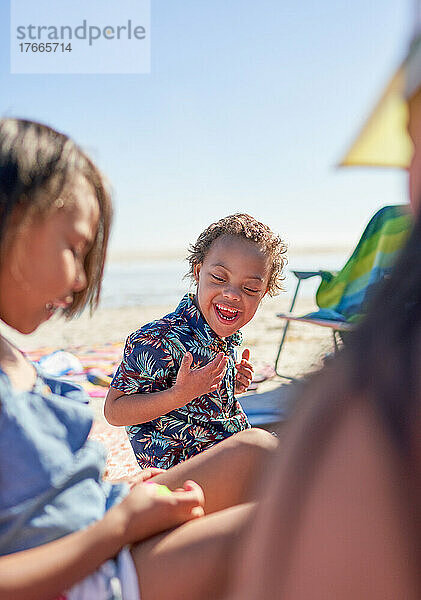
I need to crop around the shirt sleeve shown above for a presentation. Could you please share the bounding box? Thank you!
[111,332,174,395]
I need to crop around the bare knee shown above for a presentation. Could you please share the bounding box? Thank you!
[234,427,278,455]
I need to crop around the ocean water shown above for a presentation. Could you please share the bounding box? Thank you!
[100,251,350,309]
[101,259,192,308]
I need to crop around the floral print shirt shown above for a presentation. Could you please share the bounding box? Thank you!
[111,293,250,469]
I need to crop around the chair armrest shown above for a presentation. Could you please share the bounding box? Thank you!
[291,270,339,281]
[276,312,353,331]
[291,270,323,280]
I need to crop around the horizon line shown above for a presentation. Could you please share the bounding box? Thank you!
[107,242,354,263]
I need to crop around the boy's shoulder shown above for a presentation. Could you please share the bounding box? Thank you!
[126,308,190,346]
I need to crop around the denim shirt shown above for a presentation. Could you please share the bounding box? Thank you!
[0,365,127,555]
[111,293,250,469]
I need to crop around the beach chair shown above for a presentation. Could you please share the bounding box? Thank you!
[275,204,413,379]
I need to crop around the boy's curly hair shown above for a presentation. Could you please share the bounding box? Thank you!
[186,213,287,296]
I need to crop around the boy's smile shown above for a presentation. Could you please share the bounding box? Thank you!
[214,302,241,323]
[194,235,270,338]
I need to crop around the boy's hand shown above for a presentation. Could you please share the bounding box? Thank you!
[174,351,228,403]
[235,348,254,394]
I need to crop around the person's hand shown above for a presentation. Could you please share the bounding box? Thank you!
[104,467,165,488]
[174,352,228,403]
[112,479,205,545]
[126,467,166,489]
[235,349,254,394]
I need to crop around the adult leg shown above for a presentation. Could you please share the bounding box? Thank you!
[152,428,277,513]
[132,503,253,600]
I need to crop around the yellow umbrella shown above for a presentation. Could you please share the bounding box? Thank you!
[339,18,421,170]
[340,67,413,169]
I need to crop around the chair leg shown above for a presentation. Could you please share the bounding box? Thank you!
[274,321,297,380]
[274,280,302,380]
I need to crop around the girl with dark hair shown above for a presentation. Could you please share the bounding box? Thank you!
[0,118,112,319]
[0,118,277,600]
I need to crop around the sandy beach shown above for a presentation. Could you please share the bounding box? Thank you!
[1,293,334,423]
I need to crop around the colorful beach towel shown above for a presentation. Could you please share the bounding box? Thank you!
[26,342,124,399]
[307,205,412,323]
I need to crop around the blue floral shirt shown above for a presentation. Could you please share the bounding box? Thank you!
[111,293,250,469]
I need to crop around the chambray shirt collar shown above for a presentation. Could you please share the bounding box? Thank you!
[175,293,242,348]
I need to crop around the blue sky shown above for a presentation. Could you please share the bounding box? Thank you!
[0,1,411,255]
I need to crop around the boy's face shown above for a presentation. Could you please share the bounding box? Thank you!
[194,234,270,338]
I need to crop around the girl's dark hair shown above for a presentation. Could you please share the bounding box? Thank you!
[0,118,113,316]
[186,213,287,295]
[271,209,421,593]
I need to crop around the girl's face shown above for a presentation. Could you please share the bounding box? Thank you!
[194,235,270,338]
[0,176,99,334]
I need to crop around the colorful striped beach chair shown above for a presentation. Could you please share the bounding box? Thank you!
[275,204,413,379]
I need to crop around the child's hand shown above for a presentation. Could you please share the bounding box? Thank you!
[234,348,254,394]
[126,467,166,489]
[114,479,205,545]
[174,352,228,403]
